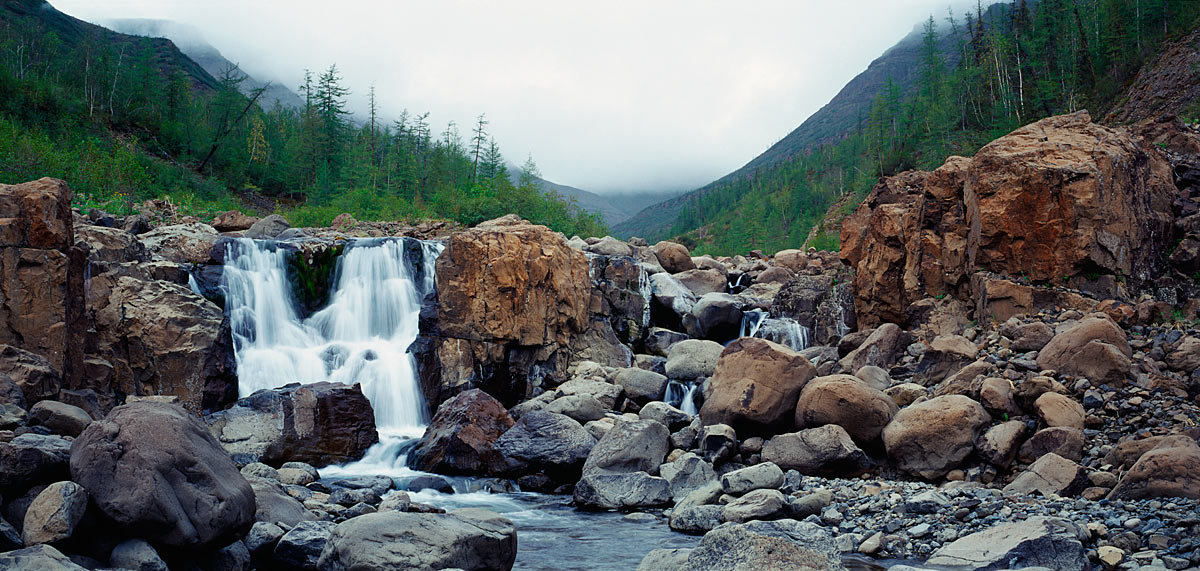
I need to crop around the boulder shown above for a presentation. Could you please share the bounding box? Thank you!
[555,378,623,409]
[660,453,716,501]
[27,400,92,437]
[582,419,669,476]
[588,254,653,344]
[0,433,71,492]
[650,273,699,324]
[316,509,517,571]
[697,424,738,465]
[409,389,513,475]
[140,222,220,263]
[243,214,290,240]
[926,516,1087,570]
[794,375,897,443]
[882,395,990,479]
[585,236,633,257]
[721,489,787,523]
[700,338,816,434]
[0,345,63,410]
[645,328,689,357]
[574,471,673,510]
[639,548,694,570]
[674,269,726,296]
[639,401,691,432]
[0,545,86,570]
[274,520,334,570]
[652,242,696,274]
[1035,316,1132,386]
[1034,392,1086,430]
[22,481,87,545]
[684,293,743,341]
[975,420,1027,468]
[248,476,316,527]
[75,224,147,264]
[1004,453,1089,497]
[760,425,870,476]
[211,210,260,232]
[853,365,890,391]
[613,368,669,404]
[837,323,905,373]
[912,334,978,386]
[1165,336,1200,373]
[493,410,596,477]
[543,394,606,423]
[681,519,841,571]
[109,538,168,571]
[1108,435,1200,500]
[206,382,378,467]
[664,340,723,381]
[69,401,255,548]
[1019,427,1086,464]
[1012,322,1055,352]
[978,378,1018,417]
[720,462,784,495]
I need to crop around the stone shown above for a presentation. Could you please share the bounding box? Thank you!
[684,293,743,341]
[244,214,290,240]
[720,462,784,495]
[681,519,841,571]
[1004,453,1090,497]
[639,401,691,432]
[249,476,316,527]
[670,505,725,535]
[794,374,897,443]
[614,368,669,404]
[978,378,1018,417]
[674,269,727,297]
[0,545,86,570]
[976,420,1027,467]
[109,538,168,571]
[699,338,816,434]
[543,394,607,423]
[1034,392,1086,430]
[409,388,514,475]
[0,345,63,410]
[885,383,927,407]
[1165,336,1200,372]
[926,516,1087,570]
[882,395,990,479]
[646,328,689,357]
[1108,435,1200,500]
[555,378,623,409]
[317,509,516,571]
[211,210,259,232]
[697,424,738,465]
[660,453,716,501]
[206,382,378,467]
[854,365,891,391]
[760,425,870,476]
[493,410,596,477]
[1012,322,1055,352]
[274,520,334,570]
[664,339,724,381]
[22,481,87,545]
[574,472,673,509]
[912,334,979,386]
[140,222,221,263]
[638,548,693,570]
[1036,316,1132,386]
[652,242,696,274]
[838,323,906,372]
[27,401,91,437]
[246,522,285,557]
[582,418,669,476]
[1097,545,1124,570]
[722,489,787,523]
[69,401,255,548]
[0,433,71,491]
[586,236,633,257]
[650,273,700,324]
[210,540,251,571]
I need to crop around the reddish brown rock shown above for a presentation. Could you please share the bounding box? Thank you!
[1108,435,1200,500]
[794,375,897,444]
[410,389,515,475]
[651,241,695,274]
[882,395,989,480]
[1034,392,1086,430]
[1036,316,1132,386]
[699,338,816,434]
[211,210,259,232]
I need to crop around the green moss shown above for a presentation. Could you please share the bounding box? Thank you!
[287,244,344,315]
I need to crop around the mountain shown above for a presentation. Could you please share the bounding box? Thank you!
[104,18,304,111]
[612,19,961,242]
[505,164,681,227]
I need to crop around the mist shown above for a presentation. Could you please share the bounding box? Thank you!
[52,0,979,194]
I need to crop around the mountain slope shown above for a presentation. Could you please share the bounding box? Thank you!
[105,19,304,110]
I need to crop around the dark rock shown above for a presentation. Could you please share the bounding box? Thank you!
[273,520,334,570]
[410,389,514,475]
[0,433,70,492]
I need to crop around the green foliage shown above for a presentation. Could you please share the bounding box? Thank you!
[0,6,603,236]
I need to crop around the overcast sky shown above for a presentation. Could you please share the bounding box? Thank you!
[54,1,973,194]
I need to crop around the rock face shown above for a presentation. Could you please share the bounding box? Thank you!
[416,216,592,406]
[70,401,255,548]
[842,112,1177,326]
[0,178,86,393]
[926,516,1087,570]
[1035,315,1132,385]
[206,382,378,467]
[882,395,990,479]
[410,389,513,475]
[794,375,897,443]
[700,338,816,434]
[317,509,517,571]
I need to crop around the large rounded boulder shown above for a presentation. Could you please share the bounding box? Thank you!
[69,401,256,548]
[317,508,517,571]
[1035,315,1132,385]
[794,375,898,443]
[882,395,990,480]
[699,338,816,434]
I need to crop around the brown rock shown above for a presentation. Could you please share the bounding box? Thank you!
[882,395,990,479]
[1105,435,1183,470]
[1034,392,1086,430]
[912,334,978,386]
[0,345,62,407]
[651,241,696,274]
[211,210,259,232]
[978,378,1018,417]
[1165,337,1200,373]
[976,420,1027,468]
[885,383,928,408]
[1011,322,1054,352]
[838,323,906,373]
[410,389,514,475]
[1019,427,1085,463]
[699,338,816,434]
[1036,316,1132,385]
[1108,436,1200,500]
[1004,453,1089,497]
[794,375,897,443]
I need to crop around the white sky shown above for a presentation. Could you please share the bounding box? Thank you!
[53,1,973,193]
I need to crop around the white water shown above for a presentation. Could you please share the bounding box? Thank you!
[738,308,810,352]
[665,379,699,416]
[223,238,441,439]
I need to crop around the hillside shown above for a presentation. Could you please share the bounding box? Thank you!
[509,164,680,227]
[105,19,304,111]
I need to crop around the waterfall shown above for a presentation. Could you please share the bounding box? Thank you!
[737,308,810,352]
[740,309,768,338]
[665,380,699,416]
[222,238,442,437]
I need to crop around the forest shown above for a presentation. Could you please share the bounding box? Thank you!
[0,0,606,237]
[669,0,1200,255]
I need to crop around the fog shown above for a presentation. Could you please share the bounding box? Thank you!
[53,0,976,194]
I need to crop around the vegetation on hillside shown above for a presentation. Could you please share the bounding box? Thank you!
[669,0,1200,256]
[0,0,605,236]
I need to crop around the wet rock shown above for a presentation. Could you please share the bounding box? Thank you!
[574,471,673,510]
[494,410,596,477]
[317,508,516,570]
[646,328,689,357]
[761,424,870,477]
[882,395,989,479]
[651,273,699,324]
[22,481,87,545]
[582,419,669,476]
[700,338,816,434]
[664,340,723,381]
[410,389,514,475]
[926,516,1087,570]
[794,374,897,443]
[69,401,255,548]
[206,382,378,467]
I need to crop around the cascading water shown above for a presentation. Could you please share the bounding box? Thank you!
[223,237,442,457]
[740,308,768,339]
[737,308,810,352]
[665,380,699,416]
